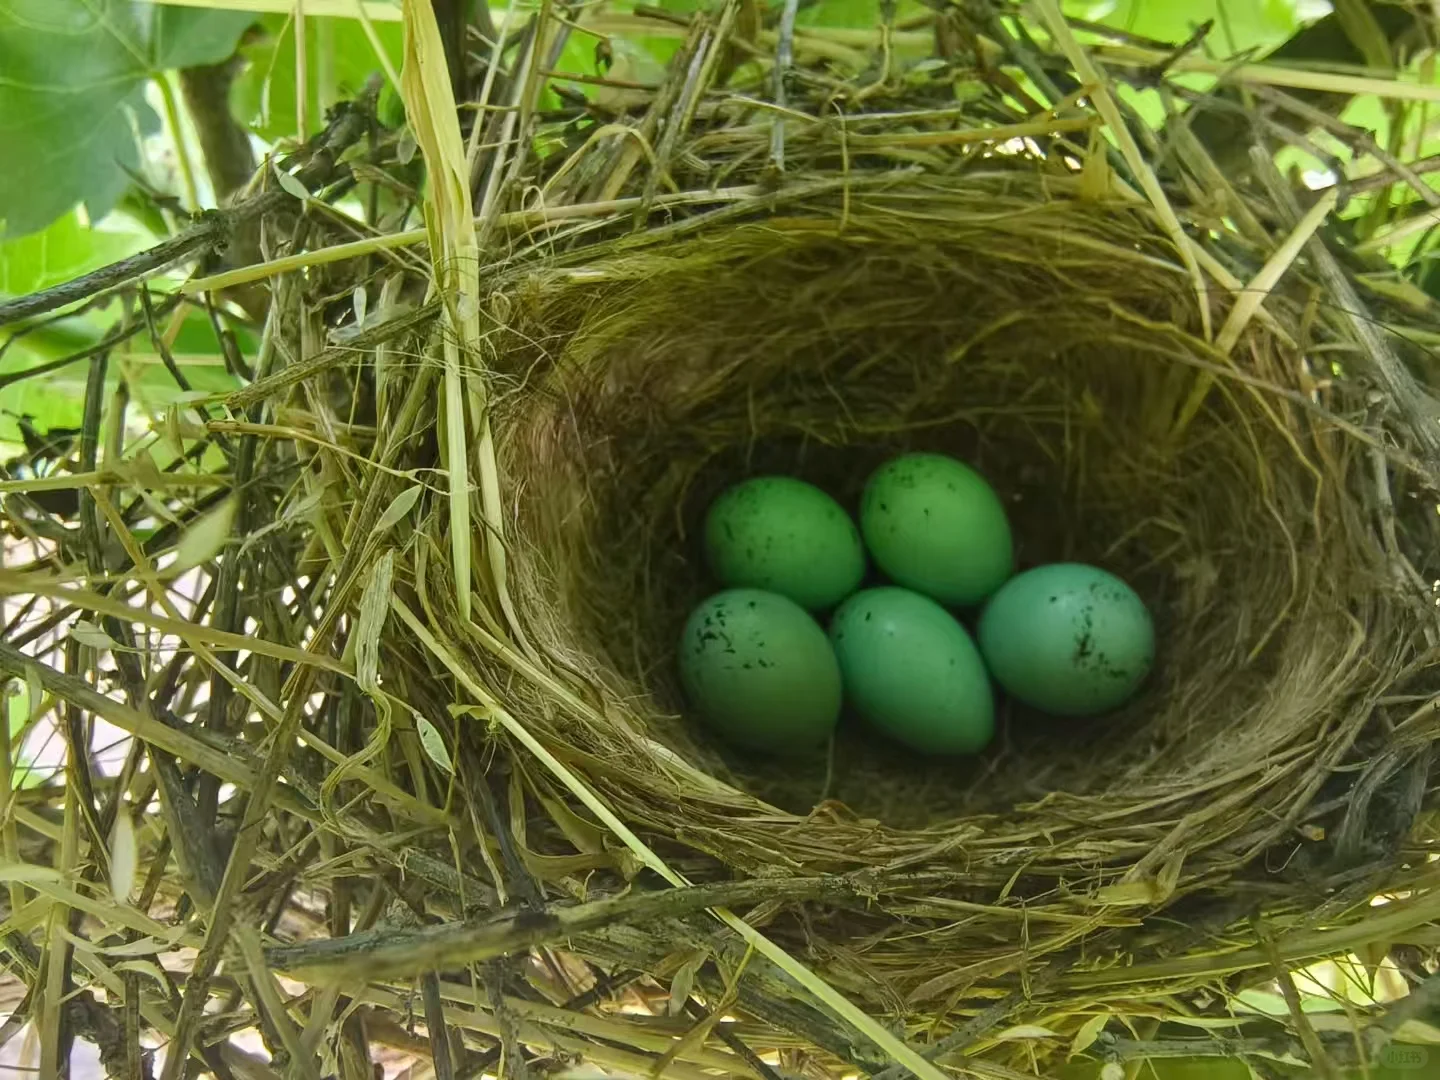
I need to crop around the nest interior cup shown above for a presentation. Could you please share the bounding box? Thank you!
[490,165,1415,958]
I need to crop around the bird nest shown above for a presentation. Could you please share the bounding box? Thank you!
[6,2,1440,1079]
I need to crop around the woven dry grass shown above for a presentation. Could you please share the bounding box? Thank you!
[5,1,1440,1078]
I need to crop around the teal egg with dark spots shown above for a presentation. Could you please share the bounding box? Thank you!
[978,563,1154,717]
[704,477,864,611]
[860,453,1012,606]
[679,589,842,753]
[828,587,994,754]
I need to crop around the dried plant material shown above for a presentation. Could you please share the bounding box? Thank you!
[3,2,1440,1079]
[321,551,395,813]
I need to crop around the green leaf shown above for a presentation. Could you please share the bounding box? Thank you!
[272,162,313,202]
[71,620,121,651]
[0,1,254,237]
[0,210,151,297]
[232,13,401,142]
[795,0,877,29]
[1069,1013,1109,1057]
[1063,0,1301,53]
[5,678,32,738]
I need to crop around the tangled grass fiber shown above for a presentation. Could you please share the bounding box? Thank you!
[5,0,1440,1078]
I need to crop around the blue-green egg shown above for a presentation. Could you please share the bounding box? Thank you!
[978,563,1154,717]
[860,453,1013,607]
[679,589,842,753]
[704,476,865,611]
[828,587,994,754]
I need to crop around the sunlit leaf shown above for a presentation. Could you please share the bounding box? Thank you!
[0,210,150,297]
[0,1,254,236]
[272,162,312,202]
[1063,0,1300,51]
[1394,1019,1440,1044]
[995,1024,1061,1040]
[1070,1013,1109,1056]
[0,861,63,884]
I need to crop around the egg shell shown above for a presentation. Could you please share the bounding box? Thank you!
[679,589,842,753]
[977,563,1154,717]
[704,477,865,611]
[860,453,1013,607]
[828,587,994,754]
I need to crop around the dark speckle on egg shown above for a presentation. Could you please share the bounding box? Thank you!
[977,563,1154,717]
[679,588,841,753]
[704,476,864,611]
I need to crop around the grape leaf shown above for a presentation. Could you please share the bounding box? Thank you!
[0,1,254,238]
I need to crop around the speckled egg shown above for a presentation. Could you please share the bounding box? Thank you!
[679,589,842,753]
[859,453,1013,607]
[828,587,994,754]
[977,563,1154,717]
[704,476,865,611]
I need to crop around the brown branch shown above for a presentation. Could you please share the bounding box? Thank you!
[421,973,458,1080]
[179,57,258,205]
[265,876,858,982]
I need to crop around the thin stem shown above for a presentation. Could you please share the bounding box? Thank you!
[296,0,310,136]
[770,0,798,169]
[157,74,201,211]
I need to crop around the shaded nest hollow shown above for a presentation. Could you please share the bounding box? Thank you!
[394,162,1440,1042]
[493,171,1428,848]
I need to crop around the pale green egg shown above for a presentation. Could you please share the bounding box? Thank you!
[704,477,864,611]
[679,589,842,753]
[978,563,1154,717]
[860,453,1012,606]
[828,587,994,754]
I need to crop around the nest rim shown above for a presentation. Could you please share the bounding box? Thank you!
[461,165,1426,904]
